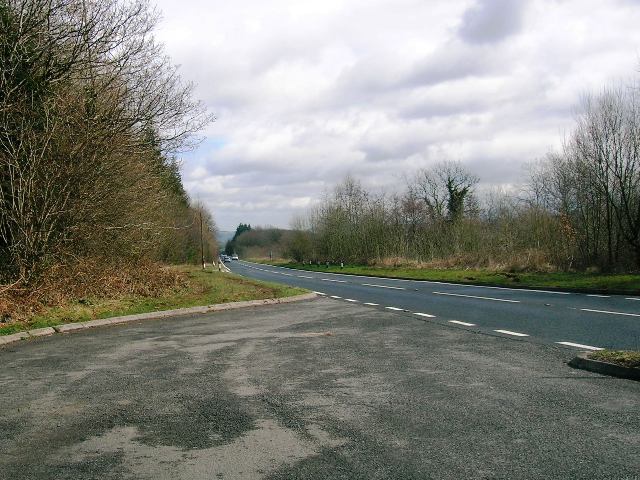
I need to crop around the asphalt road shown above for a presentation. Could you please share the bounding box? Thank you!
[227,260,640,351]
[1,298,639,479]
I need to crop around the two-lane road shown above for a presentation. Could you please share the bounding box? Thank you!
[228,260,640,350]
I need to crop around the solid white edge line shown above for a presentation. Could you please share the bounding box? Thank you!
[239,261,575,295]
[414,312,436,318]
[363,302,379,306]
[433,291,520,303]
[494,329,529,337]
[448,320,476,326]
[581,308,640,317]
[385,306,404,311]
[556,341,603,351]
[361,283,405,290]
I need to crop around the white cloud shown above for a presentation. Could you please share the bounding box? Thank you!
[154,0,640,230]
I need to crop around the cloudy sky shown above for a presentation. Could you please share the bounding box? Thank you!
[154,0,640,231]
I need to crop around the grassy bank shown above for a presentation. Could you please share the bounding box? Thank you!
[250,259,640,294]
[0,266,306,336]
[589,350,640,368]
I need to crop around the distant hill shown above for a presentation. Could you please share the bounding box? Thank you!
[217,230,235,246]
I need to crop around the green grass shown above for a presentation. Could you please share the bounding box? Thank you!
[589,350,640,368]
[250,259,640,294]
[0,266,306,336]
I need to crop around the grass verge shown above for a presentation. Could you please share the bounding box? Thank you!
[588,350,640,369]
[0,265,306,336]
[249,259,640,294]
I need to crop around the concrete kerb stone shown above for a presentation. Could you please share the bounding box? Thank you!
[569,352,640,381]
[0,331,29,345]
[27,327,56,337]
[0,292,318,348]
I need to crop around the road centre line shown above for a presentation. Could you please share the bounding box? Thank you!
[363,302,379,306]
[344,299,358,302]
[626,298,640,301]
[494,329,529,337]
[448,320,476,326]
[432,292,520,303]
[241,261,575,295]
[386,306,404,311]
[556,341,603,351]
[361,283,405,290]
[413,312,436,318]
[330,295,342,299]
[322,279,347,283]
[298,275,314,279]
[581,308,640,317]
[586,294,610,298]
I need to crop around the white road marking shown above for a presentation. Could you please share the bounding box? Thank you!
[344,299,358,302]
[298,275,314,279]
[330,295,342,299]
[313,291,326,296]
[586,294,610,298]
[362,283,405,290]
[240,261,573,296]
[385,306,404,311]
[448,320,476,326]
[414,312,436,318]
[626,297,640,301]
[322,279,347,283]
[494,329,529,337]
[363,302,379,306]
[556,341,603,351]
[581,308,640,317]
[432,292,520,303]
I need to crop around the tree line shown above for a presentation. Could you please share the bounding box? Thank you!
[0,0,216,284]
[286,81,640,272]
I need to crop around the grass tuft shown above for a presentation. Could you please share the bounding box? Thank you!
[588,350,640,369]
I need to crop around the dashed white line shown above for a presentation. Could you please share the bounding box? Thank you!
[385,306,404,311]
[413,312,436,318]
[586,294,610,298]
[626,297,640,301]
[448,320,476,326]
[330,295,342,299]
[298,275,314,279]
[556,341,603,351]
[494,329,529,337]
[322,279,347,283]
[361,283,405,290]
[344,299,358,302]
[581,308,640,317]
[313,291,326,296]
[432,292,520,303]
[363,302,379,306]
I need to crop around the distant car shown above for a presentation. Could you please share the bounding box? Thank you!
[231,254,239,260]
[223,256,231,263]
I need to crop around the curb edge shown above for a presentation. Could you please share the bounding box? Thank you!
[0,292,317,349]
[568,352,640,381]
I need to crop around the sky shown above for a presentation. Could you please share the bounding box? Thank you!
[153,0,640,231]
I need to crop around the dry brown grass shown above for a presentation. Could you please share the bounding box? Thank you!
[0,259,188,324]
[373,249,557,273]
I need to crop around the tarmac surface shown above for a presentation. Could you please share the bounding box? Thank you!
[1,298,639,479]
[229,260,640,350]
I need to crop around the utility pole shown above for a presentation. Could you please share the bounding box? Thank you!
[199,209,205,270]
